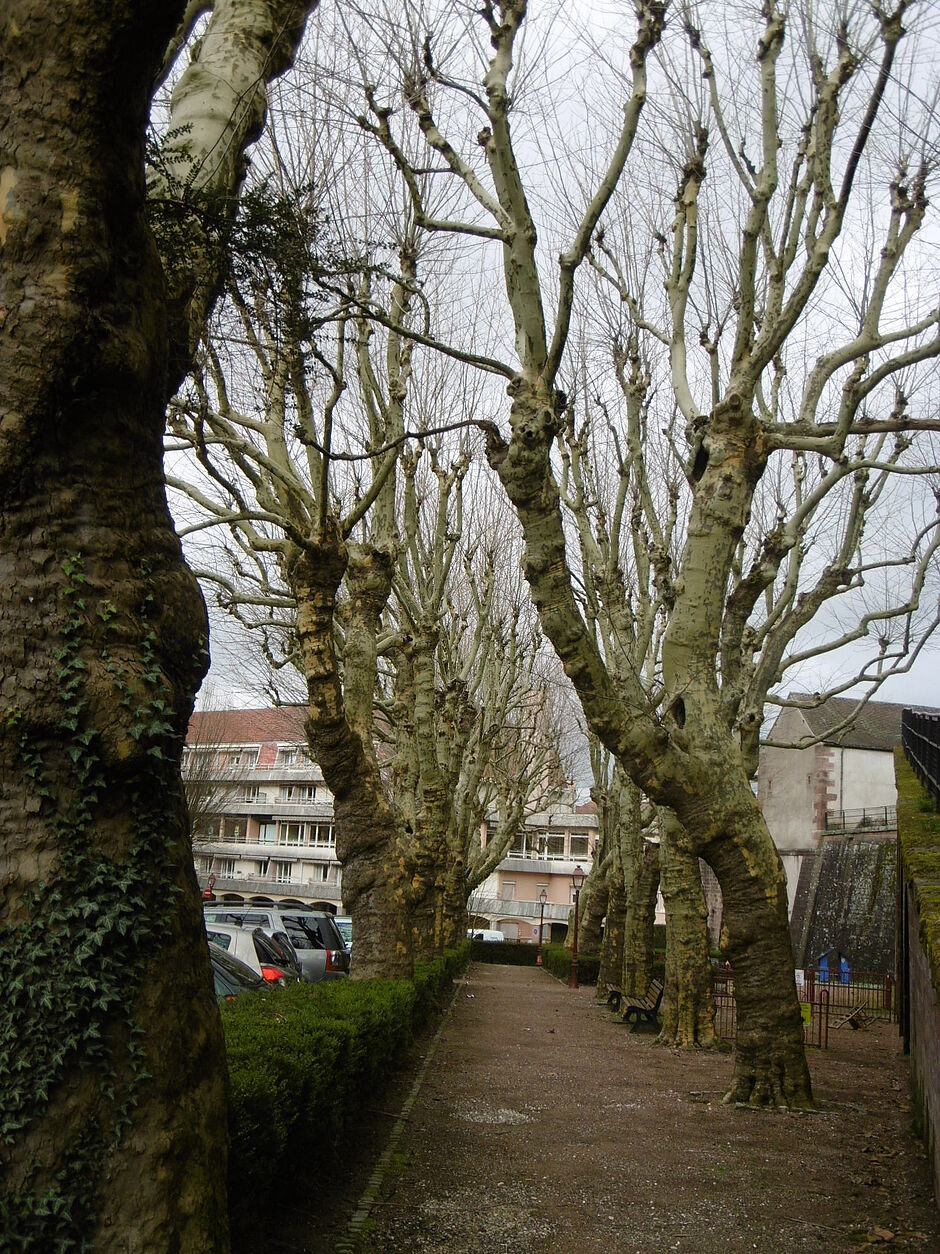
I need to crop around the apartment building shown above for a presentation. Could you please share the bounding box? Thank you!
[186,707,595,932]
[187,707,343,910]
[469,798,599,941]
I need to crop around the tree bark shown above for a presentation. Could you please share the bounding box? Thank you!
[0,4,229,1247]
[578,873,607,957]
[658,810,715,1048]
[623,838,660,998]
[289,536,413,980]
[597,866,627,997]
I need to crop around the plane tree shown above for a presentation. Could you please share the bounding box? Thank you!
[558,350,716,1044]
[386,456,565,950]
[166,127,563,971]
[346,0,940,1104]
[167,190,423,975]
[0,0,314,1245]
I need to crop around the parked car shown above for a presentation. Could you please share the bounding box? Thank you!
[205,922,301,986]
[334,915,353,951]
[203,906,349,982]
[209,944,266,1001]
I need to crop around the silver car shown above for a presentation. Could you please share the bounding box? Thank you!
[205,922,301,986]
[203,906,349,982]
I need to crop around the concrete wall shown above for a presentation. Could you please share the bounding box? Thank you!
[906,886,940,1205]
[837,747,898,812]
[759,708,818,853]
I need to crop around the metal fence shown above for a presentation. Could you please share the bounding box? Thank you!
[824,805,896,832]
[799,967,895,1021]
[902,708,940,806]
[712,966,895,1049]
[713,987,830,1049]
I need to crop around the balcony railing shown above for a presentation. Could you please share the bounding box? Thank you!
[197,870,342,901]
[193,837,335,858]
[217,798,335,818]
[824,805,897,833]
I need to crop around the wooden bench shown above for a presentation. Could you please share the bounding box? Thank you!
[614,978,665,1030]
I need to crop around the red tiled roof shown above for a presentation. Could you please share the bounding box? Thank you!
[187,706,307,747]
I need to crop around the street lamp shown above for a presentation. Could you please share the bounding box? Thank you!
[537,888,548,966]
[569,864,586,990]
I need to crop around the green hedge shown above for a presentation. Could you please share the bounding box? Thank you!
[541,943,600,986]
[469,939,541,965]
[222,944,467,1213]
[468,939,600,984]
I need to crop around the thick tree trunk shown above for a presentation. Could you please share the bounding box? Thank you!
[289,538,412,980]
[659,810,715,1048]
[578,873,608,956]
[597,866,626,996]
[0,4,229,1247]
[697,783,810,1105]
[623,838,660,997]
[441,859,469,951]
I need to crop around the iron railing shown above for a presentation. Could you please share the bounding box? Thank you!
[712,964,896,1048]
[824,805,896,832]
[902,708,940,807]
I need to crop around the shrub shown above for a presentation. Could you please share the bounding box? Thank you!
[540,943,600,985]
[222,943,468,1217]
[469,939,541,965]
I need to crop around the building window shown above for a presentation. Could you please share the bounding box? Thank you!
[569,835,589,859]
[278,822,305,846]
[545,832,565,859]
[256,858,269,877]
[502,880,516,901]
[218,858,237,879]
[510,832,526,856]
[274,861,294,883]
[309,863,329,882]
[195,815,220,840]
[311,823,335,846]
[240,785,260,802]
[278,747,299,766]
[257,821,276,844]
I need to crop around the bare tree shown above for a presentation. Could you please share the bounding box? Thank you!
[338,0,940,1105]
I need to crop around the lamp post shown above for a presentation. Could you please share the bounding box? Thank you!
[537,888,547,966]
[568,864,585,990]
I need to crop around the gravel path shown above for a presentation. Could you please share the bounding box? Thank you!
[343,964,938,1253]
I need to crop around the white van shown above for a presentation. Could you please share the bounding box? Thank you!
[469,929,506,943]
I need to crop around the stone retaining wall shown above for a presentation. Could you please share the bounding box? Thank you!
[895,748,940,1207]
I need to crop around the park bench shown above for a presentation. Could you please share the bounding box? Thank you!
[608,977,665,1030]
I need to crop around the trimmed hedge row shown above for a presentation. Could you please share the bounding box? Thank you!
[469,939,541,965]
[468,939,600,985]
[222,945,467,1211]
[541,943,600,986]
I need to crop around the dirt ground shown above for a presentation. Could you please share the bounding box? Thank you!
[244,963,940,1254]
